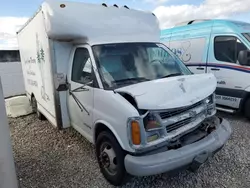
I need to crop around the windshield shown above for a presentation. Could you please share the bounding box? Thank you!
[92,43,191,89]
[243,33,250,42]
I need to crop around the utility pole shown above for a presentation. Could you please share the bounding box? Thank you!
[0,78,18,188]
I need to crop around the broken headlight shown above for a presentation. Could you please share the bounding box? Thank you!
[143,113,163,143]
[143,113,162,131]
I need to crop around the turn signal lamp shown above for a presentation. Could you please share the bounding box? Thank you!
[131,120,141,145]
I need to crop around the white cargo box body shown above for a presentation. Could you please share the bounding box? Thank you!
[17,0,160,128]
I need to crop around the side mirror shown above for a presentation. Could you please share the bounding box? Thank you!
[238,50,250,66]
[54,73,68,91]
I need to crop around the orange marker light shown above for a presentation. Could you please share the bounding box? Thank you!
[131,121,141,145]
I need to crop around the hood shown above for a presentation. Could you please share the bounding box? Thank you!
[115,73,217,110]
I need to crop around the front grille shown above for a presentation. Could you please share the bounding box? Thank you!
[159,100,204,119]
[166,117,193,132]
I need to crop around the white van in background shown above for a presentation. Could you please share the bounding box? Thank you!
[161,19,250,118]
[17,1,232,186]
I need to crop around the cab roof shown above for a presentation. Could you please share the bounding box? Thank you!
[18,0,160,45]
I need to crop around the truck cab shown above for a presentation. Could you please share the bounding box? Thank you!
[17,2,232,186]
[161,19,250,118]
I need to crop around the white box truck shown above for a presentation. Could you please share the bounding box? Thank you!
[17,0,232,186]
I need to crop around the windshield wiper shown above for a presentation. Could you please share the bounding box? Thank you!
[71,80,93,92]
[69,80,93,115]
[161,73,183,78]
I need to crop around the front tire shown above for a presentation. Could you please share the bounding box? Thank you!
[95,131,128,186]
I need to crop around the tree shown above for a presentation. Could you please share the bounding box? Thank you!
[40,48,45,62]
[37,51,41,64]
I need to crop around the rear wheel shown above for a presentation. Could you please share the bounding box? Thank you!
[244,98,250,120]
[31,96,45,120]
[96,131,128,186]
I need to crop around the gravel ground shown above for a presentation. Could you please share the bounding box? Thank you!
[9,112,250,188]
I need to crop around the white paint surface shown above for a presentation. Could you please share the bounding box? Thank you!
[37,0,159,44]
[18,10,58,127]
[115,73,217,110]
[5,95,32,118]
[0,79,18,188]
[0,62,25,98]
[169,37,206,63]
[17,0,161,129]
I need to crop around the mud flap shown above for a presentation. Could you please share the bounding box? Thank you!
[189,151,210,172]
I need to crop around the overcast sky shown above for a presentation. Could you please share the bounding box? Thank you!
[1,0,250,49]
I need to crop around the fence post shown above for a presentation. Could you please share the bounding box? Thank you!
[0,77,18,188]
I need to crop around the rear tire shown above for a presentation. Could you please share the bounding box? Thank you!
[31,96,45,120]
[244,98,250,120]
[95,131,128,186]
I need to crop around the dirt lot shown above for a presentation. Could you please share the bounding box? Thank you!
[9,112,250,188]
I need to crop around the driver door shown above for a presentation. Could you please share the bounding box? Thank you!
[207,35,249,108]
[67,46,95,139]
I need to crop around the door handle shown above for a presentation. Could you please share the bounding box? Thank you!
[211,68,220,71]
[196,67,204,70]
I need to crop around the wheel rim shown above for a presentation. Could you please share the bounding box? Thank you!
[99,142,117,176]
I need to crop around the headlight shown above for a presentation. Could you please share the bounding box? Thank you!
[128,113,163,148]
[143,113,163,143]
[143,113,162,131]
[147,134,159,142]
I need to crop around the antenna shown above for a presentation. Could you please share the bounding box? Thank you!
[113,4,119,8]
[124,5,129,9]
[174,19,210,27]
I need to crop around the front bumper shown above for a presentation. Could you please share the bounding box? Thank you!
[124,117,232,176]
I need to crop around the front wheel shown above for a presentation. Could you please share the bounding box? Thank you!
[95,131,128,186]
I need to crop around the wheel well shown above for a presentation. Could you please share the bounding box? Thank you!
[94,123,114,143]
[31,93,35,100]
[30,93,35,104]
[240,92,250,113]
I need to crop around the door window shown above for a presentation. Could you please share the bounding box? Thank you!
[214,36,247,63]
[72,48,93,84]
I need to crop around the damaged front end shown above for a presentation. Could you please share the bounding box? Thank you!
[127,93,218,153]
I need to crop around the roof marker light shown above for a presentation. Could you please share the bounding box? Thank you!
[102,3,108,7]
[60,4,66,8]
